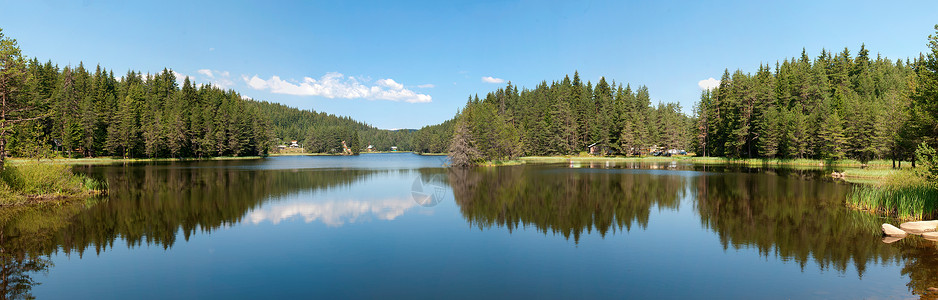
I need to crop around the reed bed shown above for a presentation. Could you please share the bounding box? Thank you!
[847,172,938,220]
[0,163,106,205]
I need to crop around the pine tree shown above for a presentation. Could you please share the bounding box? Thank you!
[0,29,44,169]
[912,25,938,149]
[818,109,847,160]
[448,119,480,168]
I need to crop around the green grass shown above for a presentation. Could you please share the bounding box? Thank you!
[7,156,264,166]
[269,152,316,156]
[479,160,524,166]
[520,156,690,163]
[518,155,910,167]
[847,171,938,220]
[0,163,106,206]
[842,168,898,179]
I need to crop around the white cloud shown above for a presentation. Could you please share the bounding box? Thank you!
[171,70,194,86]
[482,76,505,84]
[241,95,252,100]
[416,84,435,88]
[242,72,432,103]
[245,75,268,90]
[376,78,404,90]
[172,70,189,80]
[197,69,214,78]
[698,77,720,91]
[213,78,235,89]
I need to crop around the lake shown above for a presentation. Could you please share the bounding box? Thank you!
[2,153,935,299]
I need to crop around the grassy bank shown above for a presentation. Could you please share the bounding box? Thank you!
[0,163,106,206]
[7,156,264,166]
[478,160,524,167]
[519,155,906,167]
[846,171,938,220]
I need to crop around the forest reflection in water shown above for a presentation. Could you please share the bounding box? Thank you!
[1,161,444,298]
[448,163,938,297]
[2,159,938,298]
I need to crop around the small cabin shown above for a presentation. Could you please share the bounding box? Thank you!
[289,140,299,148]
[390,146,398,151]
[587,142,606,155]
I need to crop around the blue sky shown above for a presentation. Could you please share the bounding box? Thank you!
[1,0,936,129]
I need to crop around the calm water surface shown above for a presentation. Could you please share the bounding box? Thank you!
[3,153,937,299]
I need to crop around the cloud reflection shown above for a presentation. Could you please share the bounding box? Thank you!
[247,198,417,227]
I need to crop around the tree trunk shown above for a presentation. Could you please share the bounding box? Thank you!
[0,133,5,171]
[1,90,6,171]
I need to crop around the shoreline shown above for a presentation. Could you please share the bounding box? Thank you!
[0,191,104,208]
[7,156,266,165]
[11,151,433,165]
[519,156,907,168]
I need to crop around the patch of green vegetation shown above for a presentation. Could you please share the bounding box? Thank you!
[519,155,909,167]
[842,168,898,179]
[479,160,524,166]
[6,156,264,166]
[847,170,938,220]
[520,156,687,164]
[0,163,105,206]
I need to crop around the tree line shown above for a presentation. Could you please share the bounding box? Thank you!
[693,25,938,166]
[440,25,938,167]
[691,45,922,163]
[7,60,273,159]
[0,26,274,160]
[248,101,416,154]
[441,73,692,166]
[0,27,425,161]
[412,118,455,154]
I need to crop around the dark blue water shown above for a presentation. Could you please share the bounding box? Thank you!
[2,153,930,299]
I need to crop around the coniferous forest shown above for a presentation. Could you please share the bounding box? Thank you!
[440,74,694,165]
[247,101,415,154]
[2,25,938,164]
[692,46,921,163]
[0,28,418,160]
[440,26,938,166]
[9,62,273,159]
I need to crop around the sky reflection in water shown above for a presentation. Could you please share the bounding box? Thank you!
[1,154,933,299]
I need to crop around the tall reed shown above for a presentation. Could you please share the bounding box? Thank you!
[0,163,105,205]
[847,172,938,220]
